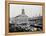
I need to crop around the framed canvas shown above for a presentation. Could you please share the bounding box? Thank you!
[5,1,45,36]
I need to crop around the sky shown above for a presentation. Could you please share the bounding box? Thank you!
[10,4,42,18]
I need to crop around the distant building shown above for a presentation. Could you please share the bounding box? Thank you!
[15,9,29,24]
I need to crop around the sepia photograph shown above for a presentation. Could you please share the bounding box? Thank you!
[9,4,43,32]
